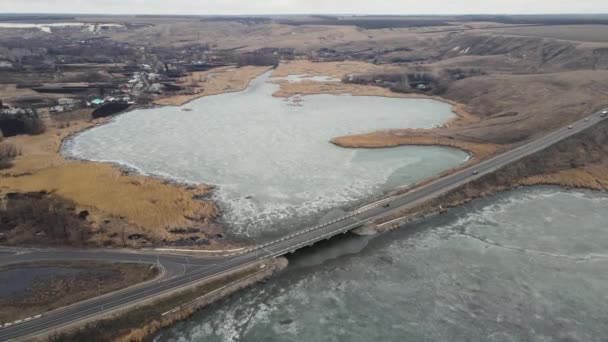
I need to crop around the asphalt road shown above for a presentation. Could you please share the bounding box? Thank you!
[1,109,606,341]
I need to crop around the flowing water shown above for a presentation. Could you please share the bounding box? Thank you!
[63,72,467,238]
[157,187,608,342]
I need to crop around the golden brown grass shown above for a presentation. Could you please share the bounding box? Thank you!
[273,81,399,98]
[115,257,288,342]
[273,60,390,79]
[271,61,479,129]
[48,258,287,342]
[444,103,480,127]
[0,66,286,249]
[154,66,270,106]
[272,60,402,98]
[520,165,608,190]
[2,162,217,237]
[116,308,195,342]
[0,117,224,247]
[376,164,608,229]
[331,130,499,160]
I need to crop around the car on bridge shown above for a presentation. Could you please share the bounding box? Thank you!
[602,111,607,117]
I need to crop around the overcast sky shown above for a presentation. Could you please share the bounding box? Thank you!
[1,0,608,15]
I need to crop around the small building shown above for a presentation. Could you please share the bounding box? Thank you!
[148,73,161,81]
[90,98,104,106]
[147,83,165,94]
[57,98,80,105]
[0,60,13,69]
[50,105,65,113]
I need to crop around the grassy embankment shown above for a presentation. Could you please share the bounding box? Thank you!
[45,258,287,342]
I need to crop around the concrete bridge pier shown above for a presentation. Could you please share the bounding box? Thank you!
[351,222,379,236]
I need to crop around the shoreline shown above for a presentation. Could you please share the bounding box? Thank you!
[8,59,600,248]
[1,112,227,250]
[4,61,608,340]
[38,257,289,342]
[358,120,608,235]
[153,66,272,107]
[1,66,285,251]
[0,59,559,252]
[50,62,475,248]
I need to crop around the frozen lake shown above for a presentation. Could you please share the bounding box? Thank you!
[63,72,468,238]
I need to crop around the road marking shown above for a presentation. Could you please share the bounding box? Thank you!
[161,308,180,316]
[0,314,44,330]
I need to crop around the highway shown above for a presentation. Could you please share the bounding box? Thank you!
[1,109,606,341]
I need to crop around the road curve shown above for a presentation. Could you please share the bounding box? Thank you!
[1,109,606,341]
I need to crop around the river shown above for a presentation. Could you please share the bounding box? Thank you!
[156,187,608,342]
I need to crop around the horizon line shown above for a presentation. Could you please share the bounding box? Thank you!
[2,12,608,17]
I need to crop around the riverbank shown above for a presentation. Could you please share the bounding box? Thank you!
[41,257,288,342]
[159,187,608,341]
[362,119,608,234]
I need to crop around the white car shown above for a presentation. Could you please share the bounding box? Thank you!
[568,125,573,129]
[585,118,589,122]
